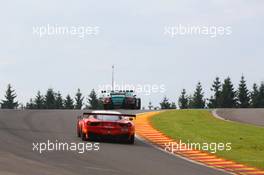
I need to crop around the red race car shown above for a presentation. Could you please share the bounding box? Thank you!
[77,111,136,144]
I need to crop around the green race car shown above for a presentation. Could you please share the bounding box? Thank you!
[100,90,141,110]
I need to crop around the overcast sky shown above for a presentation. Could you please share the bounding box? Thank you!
[0,0,264,107]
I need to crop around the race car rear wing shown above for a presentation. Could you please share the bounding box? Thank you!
[82,112,136,118]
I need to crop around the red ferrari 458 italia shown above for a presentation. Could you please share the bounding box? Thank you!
[77,111,136,144]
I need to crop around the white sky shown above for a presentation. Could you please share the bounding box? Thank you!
[0,0,264,107]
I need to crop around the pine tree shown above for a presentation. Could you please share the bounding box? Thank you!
[26,98,35,109]
[1,84,18,109]
[192,82,205,108]
[187,95,194,108]
[75,88,84,109]
[160,96,171,109]
[171,102,177,109]
[258,83,264,107]
[44,88,56,109]
[34,91,44,109]
[64,94,74,109]
[208,77,221,108]
[148,101,153,110]
[178,89,188,109]
[55,91,64,109]
[97,100,104,109]
[219,77,237,108]
[88,89,99,109]
[250,83,259,108]
[237,76,250,108]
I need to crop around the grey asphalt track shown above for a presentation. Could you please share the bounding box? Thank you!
[0,110,229,175]
[215,108,264,127]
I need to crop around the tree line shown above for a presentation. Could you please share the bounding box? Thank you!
[1,75,264,110]
[149,76,263,110]
[0,85,103,110]
[176,76,264,109]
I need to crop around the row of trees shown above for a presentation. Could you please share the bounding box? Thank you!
[158,97,177,109]
[177,76,264,109]
[0,85,103,110]
[1,75,264,110]
[26,89,104,109]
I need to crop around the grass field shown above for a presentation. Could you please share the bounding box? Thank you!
[151,110,264,169]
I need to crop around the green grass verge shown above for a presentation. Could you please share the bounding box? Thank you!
[151,110,264,169]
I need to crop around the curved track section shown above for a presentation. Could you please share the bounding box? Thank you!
[0,110,228,175]
[215,108,264,127]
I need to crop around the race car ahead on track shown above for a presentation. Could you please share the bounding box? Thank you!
[100,90,141,110]
[77,111,136,144]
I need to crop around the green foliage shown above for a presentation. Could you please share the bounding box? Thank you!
[1,84,18,109]
[74,88,84,109]
[55,92,64,109]
[170,102,177,109]
[178,89,188,109]
[219,77,237,108]
[187,95,194,108]
[251,83,259,107]
[97,99,104,109]
[26,98,35,109]
[88,89,99,109]
[44,89,56,109]
[192,82,205,108]
[34,91,44,109]
[148,101,153,110]
[160,96,176,109]
[3,76,264,110]
[64,94,74,109]
[208,77,222,108]
[258,83,264,107]
[238,76,250,108]
[160,96,171,109]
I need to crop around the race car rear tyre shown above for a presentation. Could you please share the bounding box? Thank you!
[127,135,135,144]
[136,99,141,110]
[77,128,81,137]
[81,130,87,141]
